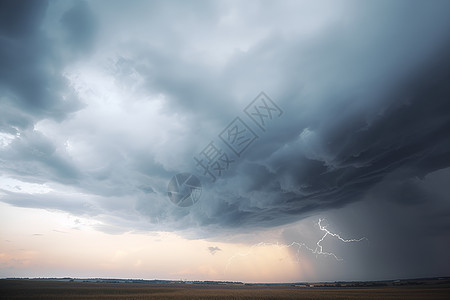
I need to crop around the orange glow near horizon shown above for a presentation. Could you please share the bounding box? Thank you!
[0,202,315,283]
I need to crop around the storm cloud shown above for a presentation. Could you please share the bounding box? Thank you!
[1,0,450,280]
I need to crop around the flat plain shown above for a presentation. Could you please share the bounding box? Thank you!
[1,280,450,299]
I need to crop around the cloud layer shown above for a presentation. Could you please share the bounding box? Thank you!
[1,0,450,252]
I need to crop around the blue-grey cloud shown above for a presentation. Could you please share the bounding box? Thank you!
[60,0,98,55]
[0,0,82,135]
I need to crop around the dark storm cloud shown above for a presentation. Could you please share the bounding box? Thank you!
[193,48,450,231]
[1,0,450,247]
[0,0,83,134]
[0,1,102,219]
[306,167,450,281]
[132,0,450,234]
[0,0,47,38]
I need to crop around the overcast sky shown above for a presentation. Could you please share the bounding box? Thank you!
[1,0,450,283]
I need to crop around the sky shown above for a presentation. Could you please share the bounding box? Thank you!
[1,0,450,283]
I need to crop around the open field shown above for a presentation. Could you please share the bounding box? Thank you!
[1,280,450,300]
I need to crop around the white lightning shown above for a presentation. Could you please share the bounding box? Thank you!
[315,218,367,260]
[226,218,367,270]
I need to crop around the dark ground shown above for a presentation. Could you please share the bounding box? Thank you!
[1,279,450,299]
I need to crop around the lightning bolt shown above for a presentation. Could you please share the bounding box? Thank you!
[226,218,367,270]
[315,218,367,260]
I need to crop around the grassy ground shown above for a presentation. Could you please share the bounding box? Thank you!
[1,280,449,299]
